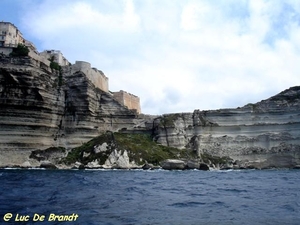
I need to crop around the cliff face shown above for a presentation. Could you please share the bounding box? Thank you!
[0,55,146,166]
[1,55,300,169]
[153,87,300,168]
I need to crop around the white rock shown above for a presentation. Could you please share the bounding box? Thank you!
[104,150,135,169]
[94,142,108,153]
[83,152,90,158]
[86,160,101,168]
[21,161,31,168]
[116,150,130,169]
[73,161,83,169]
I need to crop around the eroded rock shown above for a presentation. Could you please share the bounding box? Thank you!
[40,161,57,169]
[153,86,300,169]
[104,150,137,169]
[199,163,210,171]
[160,159,186,170]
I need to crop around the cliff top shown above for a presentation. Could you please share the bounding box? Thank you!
[268,86,300,103]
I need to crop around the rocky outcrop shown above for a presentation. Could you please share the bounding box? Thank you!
[160,159,186,170]
[40,160,57,169]
[160,159,210,170]
[59,132,195,170]
[103,149,138,169]
[142,162,159,170]
[153,86,300,169]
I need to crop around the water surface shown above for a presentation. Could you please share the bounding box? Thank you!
[0,169,299,225]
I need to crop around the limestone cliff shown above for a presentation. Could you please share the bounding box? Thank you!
[1,54,300,169]
[0,55,148,166]
[153,86,300,169]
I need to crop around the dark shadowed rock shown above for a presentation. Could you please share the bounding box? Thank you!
[199,163,209,171]
[142,162,154,170]
[40,161,57,169]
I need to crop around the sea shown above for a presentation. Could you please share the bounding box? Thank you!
[0,169,299,225]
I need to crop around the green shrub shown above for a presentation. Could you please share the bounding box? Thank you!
[10,44,29,57]
[50,61,61,71]
[50,59,63,87]
[159,114,182,127]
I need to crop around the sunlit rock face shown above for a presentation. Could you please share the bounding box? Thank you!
[0,55,145,166]
[153,86,300,168]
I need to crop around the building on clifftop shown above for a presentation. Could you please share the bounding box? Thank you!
[0,21,49,67]
[40,50,70,66]
[0,21,26,55]
[0,22,37,54]
[0,22,24,47]
[0,21,142,113]
[70,61,109,92]
[112,90,141,114]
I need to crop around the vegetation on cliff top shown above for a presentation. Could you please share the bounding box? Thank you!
[62,132,195,166]
[10,44,29,57]
[159,113,183,127]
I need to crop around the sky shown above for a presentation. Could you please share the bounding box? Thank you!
[1,0,300,115]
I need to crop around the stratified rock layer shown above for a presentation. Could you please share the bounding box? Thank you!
[1,55,300,169]
[153,87,300,168]
[0,55,147,166]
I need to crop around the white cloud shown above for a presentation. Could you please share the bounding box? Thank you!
[19,0,300,114]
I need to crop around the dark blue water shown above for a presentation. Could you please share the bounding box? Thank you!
[0,169,299,225]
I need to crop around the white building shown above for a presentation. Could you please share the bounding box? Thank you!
[0,22,25,55]
[0,21,38,56]
[0,22,24,48]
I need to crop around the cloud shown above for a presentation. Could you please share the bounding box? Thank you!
[19,0,300,114]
